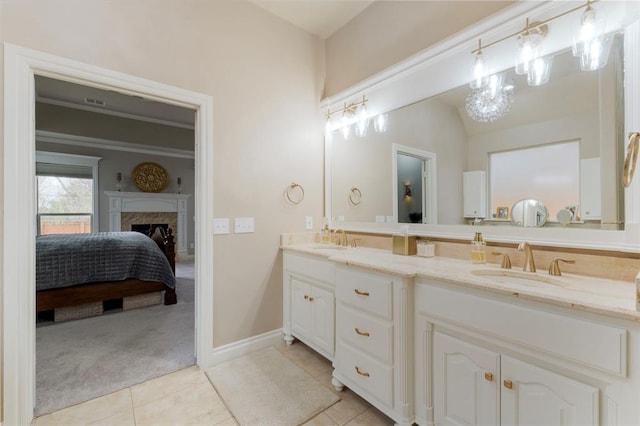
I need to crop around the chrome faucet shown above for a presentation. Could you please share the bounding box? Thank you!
[517,242,536,272]
[333,229,347,246]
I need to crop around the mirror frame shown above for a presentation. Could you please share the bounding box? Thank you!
[323,1,640,251]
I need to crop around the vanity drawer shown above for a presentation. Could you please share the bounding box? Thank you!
[337,305,393,364]
[335,342,393,407]
[336,267,393,320]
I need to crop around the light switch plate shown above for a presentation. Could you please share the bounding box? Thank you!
[213,218,229,235]
[234,217,255,233]
[305,216,313,230]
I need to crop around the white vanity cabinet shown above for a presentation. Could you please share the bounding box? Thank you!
[415,278,640,426]
[433,331,598,426]
[332,264,414,426]
[283,251,335,360]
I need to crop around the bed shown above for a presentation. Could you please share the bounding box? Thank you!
[35,229,177,313]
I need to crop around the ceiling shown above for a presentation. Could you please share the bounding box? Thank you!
[249,0,374,39]
[35,2,374,127]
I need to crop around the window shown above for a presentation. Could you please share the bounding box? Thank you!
[36,152,101,235]
[489,141,580,221]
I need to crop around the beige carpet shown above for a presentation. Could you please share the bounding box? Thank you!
[205,347,340,426]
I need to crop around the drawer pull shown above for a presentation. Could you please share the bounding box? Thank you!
[503,379,513,389]
[354,328,370,337]
[308,297,314,302]
[303,295,309,300]
[485,372,493,382]
[355,366,370,377]
[354,289,370,296]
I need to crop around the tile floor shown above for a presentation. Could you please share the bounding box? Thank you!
[32,339,394,426]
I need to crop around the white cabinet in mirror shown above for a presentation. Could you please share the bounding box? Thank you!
[323,1,640,250]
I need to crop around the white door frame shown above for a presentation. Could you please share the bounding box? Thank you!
[392,143,438,224]
[3,43,215,425]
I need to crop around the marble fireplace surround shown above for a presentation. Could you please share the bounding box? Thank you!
[106,191,191,259]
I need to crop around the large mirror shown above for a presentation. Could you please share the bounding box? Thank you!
[329,34,624,230]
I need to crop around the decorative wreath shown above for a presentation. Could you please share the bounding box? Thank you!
[131,162,169,193]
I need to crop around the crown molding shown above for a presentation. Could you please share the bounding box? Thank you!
[36,130,195,160]
[36,96,195,130]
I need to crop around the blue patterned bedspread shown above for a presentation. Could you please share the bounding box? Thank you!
[36,232,176,291]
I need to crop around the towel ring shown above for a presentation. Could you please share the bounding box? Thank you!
[623,132,640,188]
[348,187,362,205]
[285,182,305,205]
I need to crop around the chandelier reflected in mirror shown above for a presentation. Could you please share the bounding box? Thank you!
[465,74,515,123]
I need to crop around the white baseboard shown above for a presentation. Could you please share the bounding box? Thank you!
[199,328,283,369]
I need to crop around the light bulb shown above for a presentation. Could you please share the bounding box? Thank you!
[470,51,488,89]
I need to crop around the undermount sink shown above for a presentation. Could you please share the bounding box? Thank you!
[471,269,565,287]
[307,244,348,250]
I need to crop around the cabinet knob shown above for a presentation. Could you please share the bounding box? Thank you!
[355,366,370,377]
[354,328,370,337]
[484,372,493,382]
[308,297,314,302]
[303,295,309,300]
[354,289,370,297]
[503,379,513,389]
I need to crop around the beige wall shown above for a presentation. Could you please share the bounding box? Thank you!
[323,1,513,97]
[1,0,324,384]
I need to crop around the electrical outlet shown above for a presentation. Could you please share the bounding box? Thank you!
[234,217,255,233]
[305,216,313,230]
[213,218,229,235]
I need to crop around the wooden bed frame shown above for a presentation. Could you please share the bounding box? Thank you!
[36,228,178,313]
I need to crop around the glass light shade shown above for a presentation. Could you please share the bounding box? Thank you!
[573,5,611,71]
[340,122,351,139]
[355,104,370,137]
[527,55,553,86]
[373,113,388,133]
[577,32,613,71]
[470,51,489,89]
[515,32,543,75]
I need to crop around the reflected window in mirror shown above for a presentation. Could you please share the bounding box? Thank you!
[489,141,579,223]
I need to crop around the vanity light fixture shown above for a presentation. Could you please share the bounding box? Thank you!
[470,0,613,89]
[326,95,376,138]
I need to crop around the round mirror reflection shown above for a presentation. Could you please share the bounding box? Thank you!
[510,199,548,227]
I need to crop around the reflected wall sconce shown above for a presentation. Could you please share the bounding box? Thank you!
[177,177,182,194]
[116,172,122,191]
[404,183,412,200]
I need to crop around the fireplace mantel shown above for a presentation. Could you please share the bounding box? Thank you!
[105,191,191,258]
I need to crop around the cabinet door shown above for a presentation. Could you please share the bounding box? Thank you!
[501,355,598,426]
[434,332,500,426]
[290,278,312,337]
[310,285,334,355]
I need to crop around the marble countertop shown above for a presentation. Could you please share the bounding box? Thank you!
[282,243,640,323]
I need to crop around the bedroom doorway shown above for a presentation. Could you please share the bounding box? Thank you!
[4,44,215,425]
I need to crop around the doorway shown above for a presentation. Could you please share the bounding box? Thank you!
[392,143,438,224]
[3,44,215,424]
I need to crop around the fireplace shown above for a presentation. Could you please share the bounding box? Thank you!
[105,191,191,259]
[131,223,169,236]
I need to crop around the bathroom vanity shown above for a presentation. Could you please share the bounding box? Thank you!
[282,243,640,425]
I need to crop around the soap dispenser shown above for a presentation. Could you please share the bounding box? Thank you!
[321,224,331,244]
[471,232,486,264]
